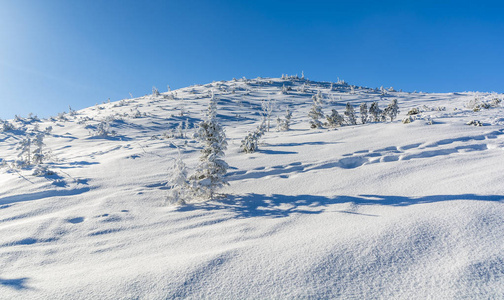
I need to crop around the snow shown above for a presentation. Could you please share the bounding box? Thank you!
[1,77,503,298]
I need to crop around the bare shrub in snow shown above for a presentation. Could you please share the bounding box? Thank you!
[407,108,420,115]
[490,98,502,107]
[131,107,146,118]
[402,116,414,124]
[466,120,483,126]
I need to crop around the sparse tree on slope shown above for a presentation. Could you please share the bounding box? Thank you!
[261,99,275,132]
[276,108,292,131]
[16,137,32,167]
[326,109,345,128]
[383,99,399,121]
[191,95,228,200]
[344,102,357,125]
[360,103,368,124]
[241,120,266,153]
[369,102,384,122]
[166,151,191,205]
[32,132,48,165]
[308,95,324,129]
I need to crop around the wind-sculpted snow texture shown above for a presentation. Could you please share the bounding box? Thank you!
[1,77,504,299]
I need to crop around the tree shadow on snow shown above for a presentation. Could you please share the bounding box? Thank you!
[177,193,504,219]
[0,277,33,290]
[0,187,90,206]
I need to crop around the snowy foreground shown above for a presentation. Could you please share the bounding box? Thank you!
[1,77,504,299]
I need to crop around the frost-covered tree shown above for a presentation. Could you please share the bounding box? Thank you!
[369,102,383,122]
[241,121,266,153]
[15,129,51,168]
[308,95,324,129]
[90,120,116,137]
[166,152,191,205]
[191,95,228,200]
[281,84,288,94]
[325,109,345,128]
[32,132,48,165]
[315,90,324,104]
[344,102,357,125]
[276,108,292,131]
[261,99,275,132]
[0,119,14,132]
[360,103,368,124]
[383,99,399,121]
[152,86,160,96]
[16,137,32,167]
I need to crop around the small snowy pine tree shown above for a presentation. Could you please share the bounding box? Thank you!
[166,152,191,205]
[32,132,48,165]
[326,109,345,128]
[360,103,368,124]
[369,102,383,122]
[241,121,266,153]
[276,109,292,131]
[383,99,399,121]
[16,137,32,167]
[344,102,357,125]
[261,99,275,132]
[308,95,324,129]
[191,95,228,200]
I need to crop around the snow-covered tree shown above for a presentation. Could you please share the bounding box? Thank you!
[369,102,384,122]
[166,152,191,205]
[16,137,32,167]
[383,99,399,121]
[344,102,357,125]
[32,132,48,165]
[241,121,266,153]
[152,86,160,96]
[326,109,345,128]
[276,108,292,131]
[0,119,14,132]
[191,95,228,200]
[261,99,275,132]
[91,120,116,137]
[360,103,368,124]
[308,95,324,129]
[281,84,288,94]
[315,90,324,104]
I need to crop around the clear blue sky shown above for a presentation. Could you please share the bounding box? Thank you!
[1,0,503,119]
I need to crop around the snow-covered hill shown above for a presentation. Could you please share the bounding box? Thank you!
[1,76,503,299]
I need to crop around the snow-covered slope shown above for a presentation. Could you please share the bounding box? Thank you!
[1,77,503,299]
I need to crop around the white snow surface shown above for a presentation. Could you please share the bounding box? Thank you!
[1,77,504,299]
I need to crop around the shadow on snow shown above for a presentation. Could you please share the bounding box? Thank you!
[0,277,32,290]
[176,193,504,219]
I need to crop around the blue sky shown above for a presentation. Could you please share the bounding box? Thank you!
[1,0,503,119]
